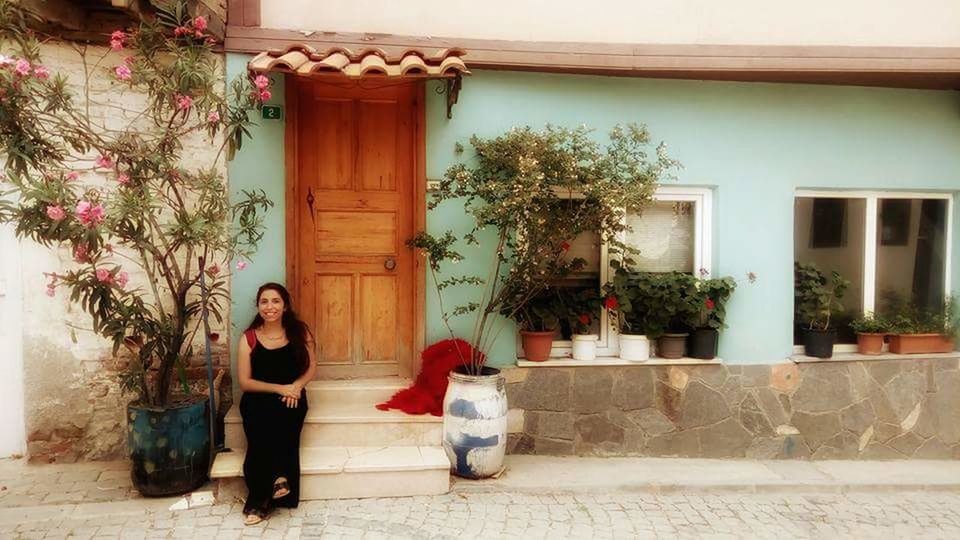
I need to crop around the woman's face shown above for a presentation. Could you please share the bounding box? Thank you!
[257,289,285,323]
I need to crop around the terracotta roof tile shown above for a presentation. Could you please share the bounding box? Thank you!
[249,44,469,79]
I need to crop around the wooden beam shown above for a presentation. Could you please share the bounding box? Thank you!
[21,0,87,31]
[225,26,960,90]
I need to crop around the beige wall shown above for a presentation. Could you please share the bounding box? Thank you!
[261,0,960,47]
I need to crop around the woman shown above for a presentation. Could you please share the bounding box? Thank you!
[237,283,316,525]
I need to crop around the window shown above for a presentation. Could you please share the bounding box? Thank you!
[794,191,953,352]
[518,186,713,359]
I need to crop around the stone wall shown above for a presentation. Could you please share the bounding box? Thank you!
[18,42,230,462]
[505,357,960,459]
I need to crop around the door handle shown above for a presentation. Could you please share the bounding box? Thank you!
[384,257,397,271]
[306,187,315,224]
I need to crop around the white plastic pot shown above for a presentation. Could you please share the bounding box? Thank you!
[619,334,650,362]
[571,334,598,361]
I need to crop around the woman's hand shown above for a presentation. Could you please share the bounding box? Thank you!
[281,396,299,408]
[277,384,300,399]
[292,380,306,396]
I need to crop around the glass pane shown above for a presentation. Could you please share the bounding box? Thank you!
[794,197,865,344]
[625,200,695,273]
[875,199,948,316]
[555,230,601,341]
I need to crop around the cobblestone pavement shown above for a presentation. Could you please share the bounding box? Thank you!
[3,490,960,539]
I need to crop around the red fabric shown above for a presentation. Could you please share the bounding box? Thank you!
[244,329,257,350]
[376,339,479,416]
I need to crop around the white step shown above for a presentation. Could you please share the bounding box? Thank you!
[211,446,451,500]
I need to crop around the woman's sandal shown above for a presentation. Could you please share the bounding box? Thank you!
[243,508,267,526]
[272,478,290,499]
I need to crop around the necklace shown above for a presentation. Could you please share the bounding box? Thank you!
[259,330,285,340]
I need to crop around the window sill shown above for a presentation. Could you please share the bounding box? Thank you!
[791,351,960,364]
[517,357,722,367]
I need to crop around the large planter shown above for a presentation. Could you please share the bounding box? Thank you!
[889,334,955,354]
[571,334,598,361]
[688,328,719,360]
[619,334,649,362]
[442,366,507,479]
[803,328,836,358]
[856,333,885,355]
[127,397,210,497]
[657,333,688,359]
[520,330,554,362]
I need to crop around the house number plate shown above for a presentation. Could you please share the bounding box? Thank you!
[261,105,283,120]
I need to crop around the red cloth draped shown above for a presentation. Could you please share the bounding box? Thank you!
[376,339,479,416]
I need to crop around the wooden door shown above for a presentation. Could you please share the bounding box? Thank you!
[291,80,418,379]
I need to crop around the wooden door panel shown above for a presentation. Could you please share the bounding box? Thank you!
[315,210,397,256]
[314,99,354,191]
[315,274,353,364]
[359,274,398,363]
[358,100,398,192]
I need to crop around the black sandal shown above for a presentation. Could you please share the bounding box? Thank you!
[272,478,290,499]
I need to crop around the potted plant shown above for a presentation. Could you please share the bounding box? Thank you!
[410,124,677,477]
[647,272,699,359]
[794,262,850,358]
[0,2,272,494]
[512,288,563,362]
[849,312,889,355]
[687,274,738,359]
[888,298,958,354]
[561,287,602,361]
[603,262,656,361]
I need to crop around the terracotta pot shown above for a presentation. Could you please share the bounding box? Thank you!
[889,334,955,354]
[657,333,688,359]
[520,330,555,362]
[856,333,885,355]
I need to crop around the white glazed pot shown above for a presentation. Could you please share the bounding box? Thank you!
[571,334,598,361]
[442,366,507,479]
[619,334,650,362]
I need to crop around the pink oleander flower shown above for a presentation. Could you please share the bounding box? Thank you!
[110,30,126,42]
[114,65,132,81]
[116,271,129,289]
[258,89,272,102]
[46,205,66,221]
[173,26,189,37]
[65,171,80,181]
[14,59,30,77]
[73,244,90,263]
[253,75,270,90]
[117,173,130,185]
[207,110,220,123]
[95,268,112,283]
[76,201,105,227]
[236,261,248,271]
[176,94,193,110]
[110,39,124,51]
[95,155,114,169]
[193,16,208,32]
[32,66,49,80]
[45,285,56,297]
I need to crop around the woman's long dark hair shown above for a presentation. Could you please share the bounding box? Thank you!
[246,282,313,376]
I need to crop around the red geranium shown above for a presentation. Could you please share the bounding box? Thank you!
[604,295,618,310]
[578,313,591,325]
[705,298,715,310]
[560,241,571,252]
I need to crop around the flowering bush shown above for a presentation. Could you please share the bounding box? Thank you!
[0,1,272,407]
[410,124,679,372]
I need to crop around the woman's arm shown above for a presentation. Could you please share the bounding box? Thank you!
[237,335,299,397]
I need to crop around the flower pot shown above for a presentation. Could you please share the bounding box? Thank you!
[619,334,649,362]
[688,328,719,360]
[802,328,836,358]
[856,333,885,355]
[889,334,955,354]
[657,333,688,359]
[520,330,555,362]
[127,397,210,497]
[571,334,598,361]
[442,365,507,479]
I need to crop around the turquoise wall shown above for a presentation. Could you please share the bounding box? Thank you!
[227,52,960,367]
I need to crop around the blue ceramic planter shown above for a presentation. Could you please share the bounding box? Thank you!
[127,398,210,496]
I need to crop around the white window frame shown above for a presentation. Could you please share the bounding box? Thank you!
[793,189,954,354]
[517,186,714,359]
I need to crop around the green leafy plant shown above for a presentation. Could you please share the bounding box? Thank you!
[0,0,272,407]
[850,312,890,334]
[601,266,696,339]
[689,273,739,330]
[794,262,850,331]
[887,297,959,337]
[409,124,679,373]
[558,287,602,335]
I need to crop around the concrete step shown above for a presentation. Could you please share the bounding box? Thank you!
[211,446,451,500]
[304,377,411,405]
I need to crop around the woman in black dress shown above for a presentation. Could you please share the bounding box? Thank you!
[237,283,316,525]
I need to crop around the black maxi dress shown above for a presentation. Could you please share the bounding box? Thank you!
[239,336,308,515]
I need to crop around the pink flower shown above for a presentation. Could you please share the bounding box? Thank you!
[193,16,208,32]
[73,244,90,263]
[253,75,270,90]
[95,268,112,283]
[95,155,114,169]
[176,94,193,110]
[65,171,79,181]
[236,261,248,271]
[258,89,272,102]
[32,66,49,80]
[75,201,105,227]
[117,173,130,185]
[110,39,124,51]
[114,65,131,81]
[45,285,56,297]
[205,264,220,277]
[46,205,66,221]
[173,26,189,37]
[207,111,220,123]
[116,271,129,289]
[110,30,126,42]
[14,59,30,77]
[123,56,135,66]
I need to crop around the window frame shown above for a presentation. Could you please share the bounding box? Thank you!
[793,189,954,354]
[517,186,714,359]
